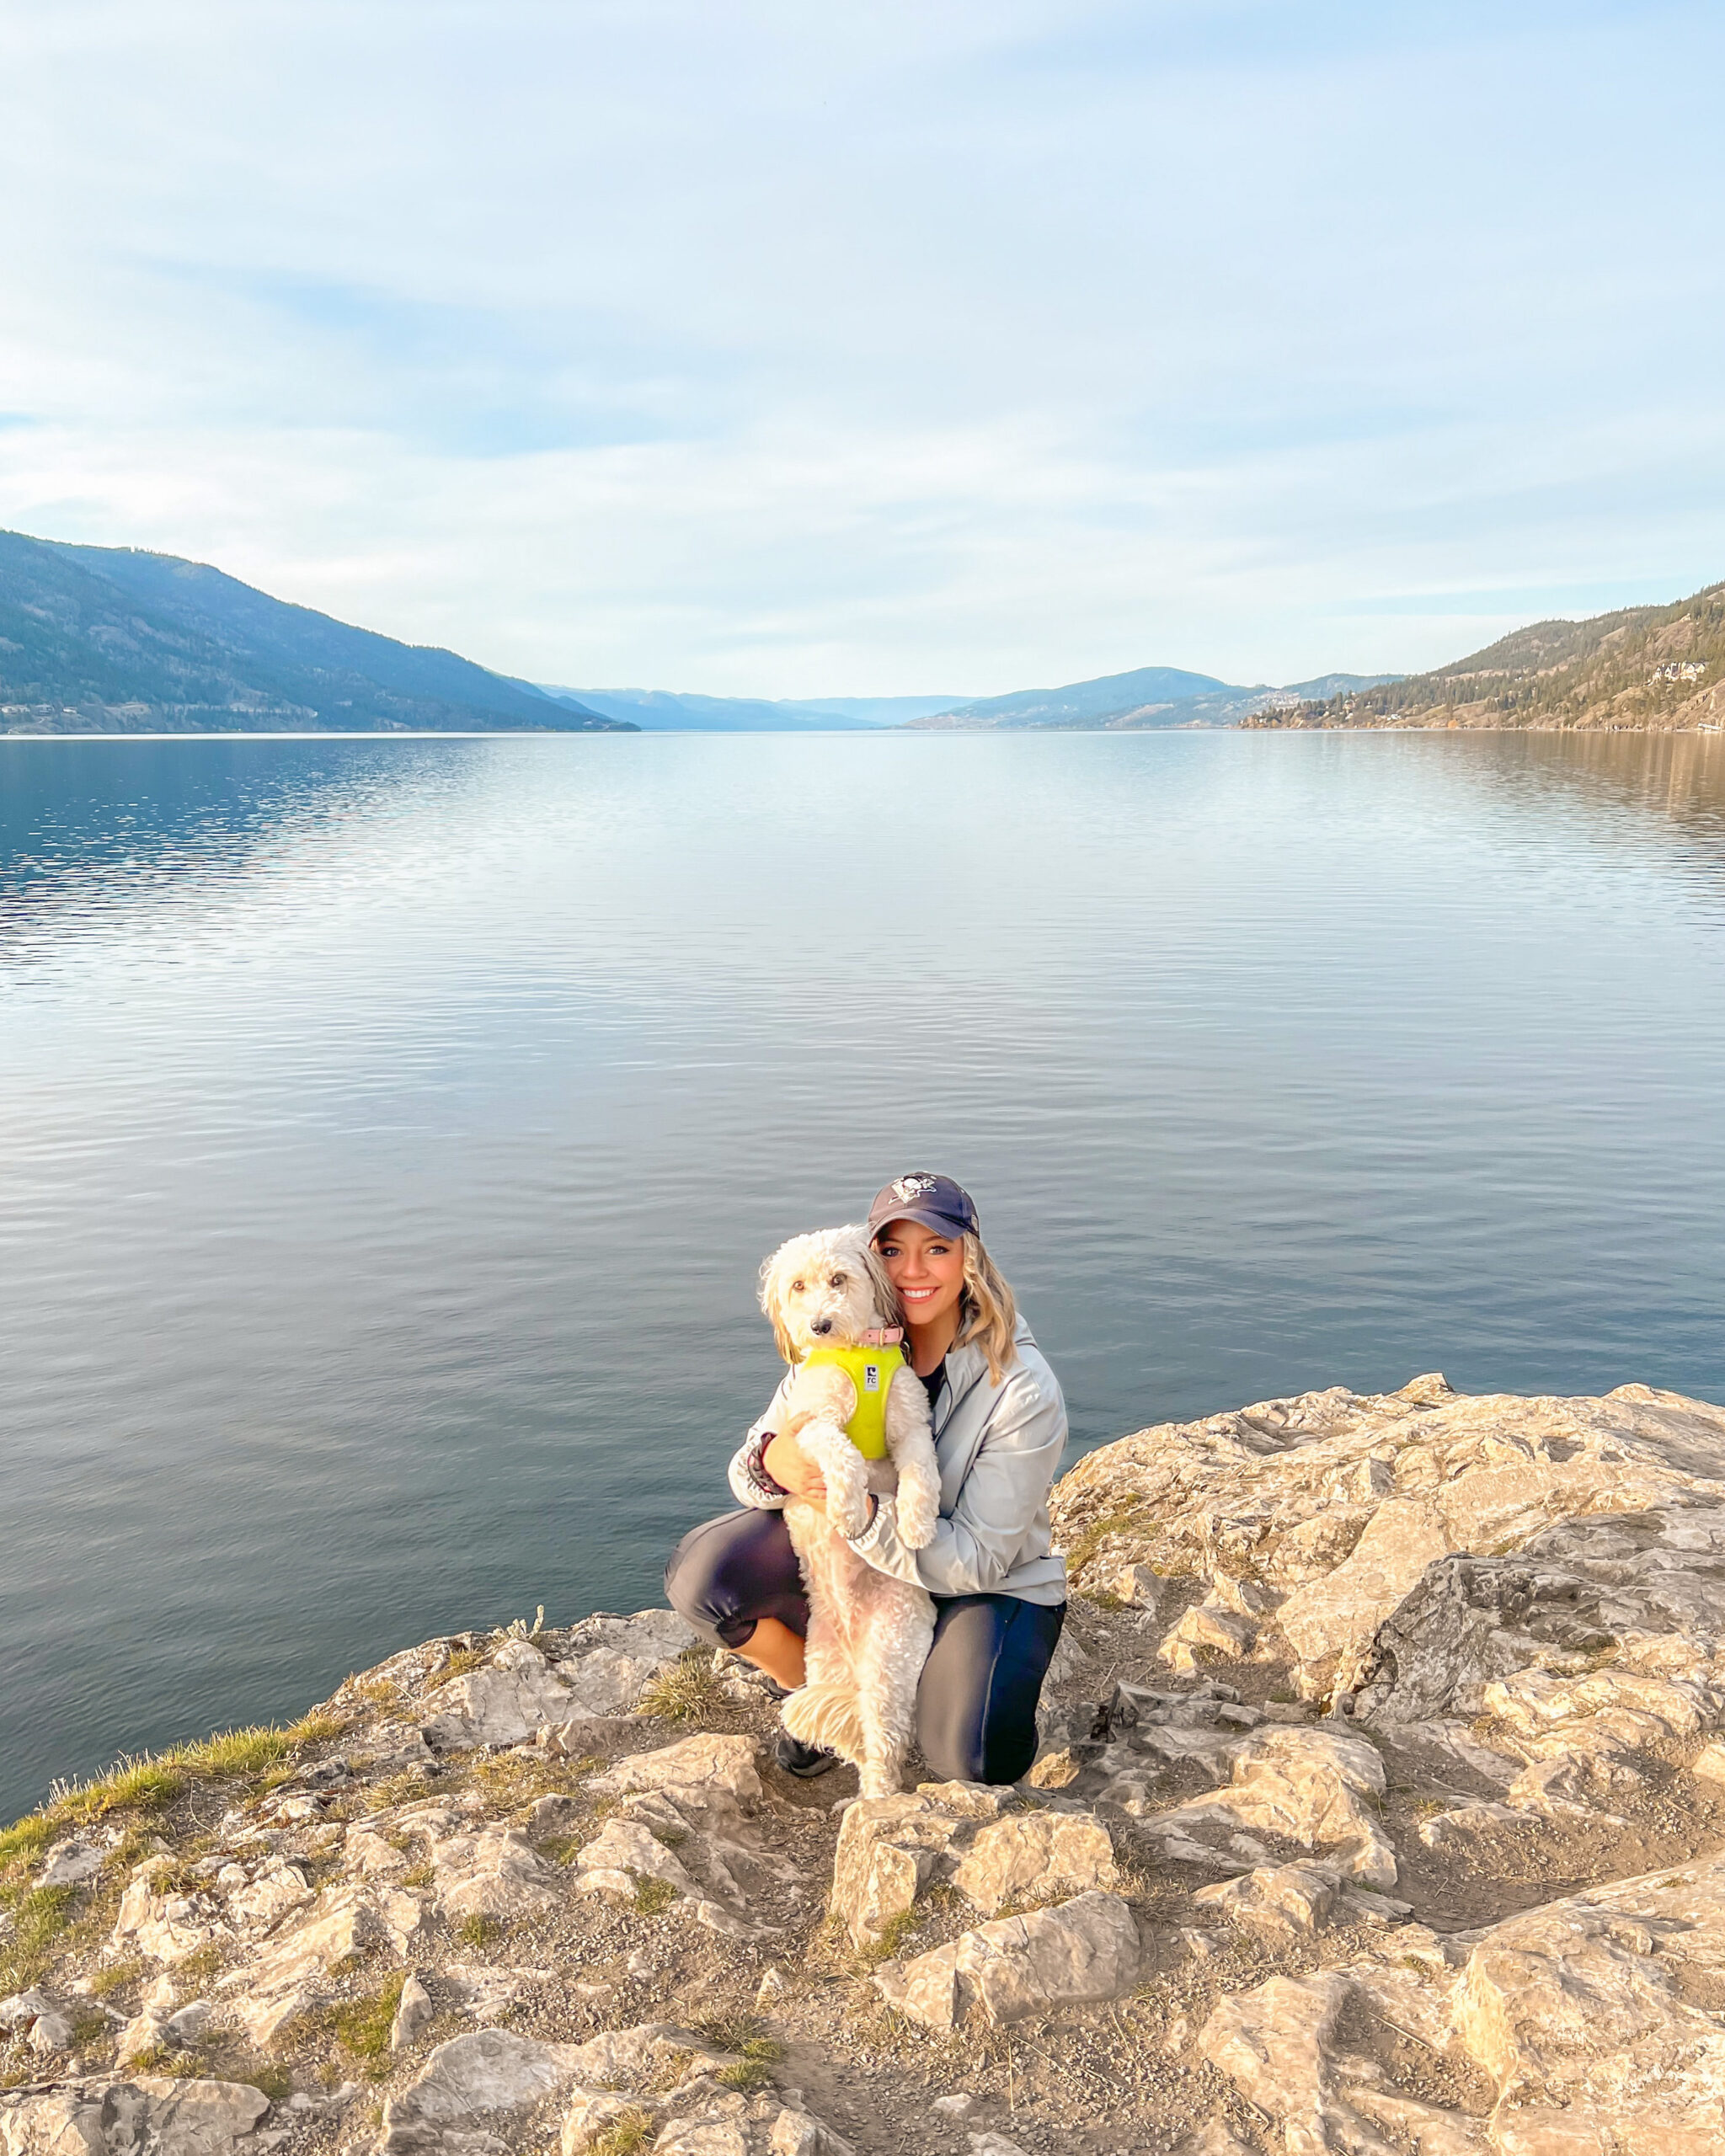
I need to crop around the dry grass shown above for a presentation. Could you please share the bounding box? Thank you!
[587,2110,655,2155]
[456,1913,500,1948]
[2,1709,348,1876]
[638,1651,729,1724]
[425,1646,491,1694]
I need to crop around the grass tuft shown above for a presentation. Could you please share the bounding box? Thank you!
[318,1972,405,2076]
[637,1650,729,1724]
[0,1816,56,1869]
[456,1913,500,1948]
[172,1727,291,1780]
[855,1908,921,1967]
[285,1710,348,1748]
[587,2109,655,2156]
[629,1873,678,1917]
[425,1647,490,1694]
[89,1956,147,2000]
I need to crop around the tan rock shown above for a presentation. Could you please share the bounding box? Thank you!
[561,2089,656,2154]
[219,1886,395,2045]
[873,1890,1139,2031]
[914,1781,1015,1818]
[587,1735,763,1811]
[0,2078,270,2156]
[1109,1562,1162,1609]
[1452,1859,1725,2146]
[1157,1604,1256,1673]
[573,1817,700,1905]
[1276,1498,1452,1680]
[378,2028,583,2153]
[562,2021,730,2090]
[390,1972,434,2052]
[951,1811,1116,1917]
[1144,1725,1397,1887]
[418,1636,589,1750]
[112,1860,230,1967]
[1695,1737,1725,1783]
[829,1796,961,1948]
[432,1823,563,1919]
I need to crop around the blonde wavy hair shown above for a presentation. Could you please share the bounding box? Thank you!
[874,1225,1020,1385]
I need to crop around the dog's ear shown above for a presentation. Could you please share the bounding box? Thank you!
[859,1232,900,1329]
[759,1242,799,1366]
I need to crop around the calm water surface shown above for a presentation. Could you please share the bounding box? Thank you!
[4,728,1725,1818]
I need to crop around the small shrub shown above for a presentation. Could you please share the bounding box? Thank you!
[456,1913,500,1948]
[629,1874,678,1918]
[637,1652,728,1725]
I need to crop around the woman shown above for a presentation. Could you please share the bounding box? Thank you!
[665,1172,1068,1785]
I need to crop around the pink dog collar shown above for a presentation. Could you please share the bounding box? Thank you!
[860,1326,904,1347]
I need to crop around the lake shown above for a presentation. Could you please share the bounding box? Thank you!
[5,726,1725,1821]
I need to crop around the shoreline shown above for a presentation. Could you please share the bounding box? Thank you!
[8,1374,1725,2153]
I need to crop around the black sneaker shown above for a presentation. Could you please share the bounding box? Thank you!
[772,1730,839,1779]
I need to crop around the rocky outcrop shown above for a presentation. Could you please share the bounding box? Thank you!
[10,1379,1725,2155]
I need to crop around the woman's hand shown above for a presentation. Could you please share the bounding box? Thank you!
[763,1430,826,1507]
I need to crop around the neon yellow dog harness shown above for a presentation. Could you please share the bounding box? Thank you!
[798,1333,908,1460]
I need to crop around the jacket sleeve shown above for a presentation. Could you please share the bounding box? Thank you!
[845,1366,1065,1594]
[727,1373,795,1510]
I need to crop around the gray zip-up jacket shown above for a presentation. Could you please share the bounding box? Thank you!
[727,1315,1069,1604]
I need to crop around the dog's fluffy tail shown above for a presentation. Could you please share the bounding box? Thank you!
[781,1680,864,1764]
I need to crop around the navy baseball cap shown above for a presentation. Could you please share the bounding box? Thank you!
[868,1172,980,1241]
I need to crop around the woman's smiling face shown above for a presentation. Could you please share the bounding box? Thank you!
[873,1219,966,1326]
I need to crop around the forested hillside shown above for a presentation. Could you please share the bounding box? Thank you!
[1257,580,1725,732]
[0,531,631,734]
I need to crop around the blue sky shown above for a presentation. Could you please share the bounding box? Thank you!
[2,0,1722,694]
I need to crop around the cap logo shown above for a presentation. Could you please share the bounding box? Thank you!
[893,1175,937,1202]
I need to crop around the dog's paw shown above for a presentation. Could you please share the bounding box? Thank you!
[827,1493,872,1539]
[898,1495,940,1550]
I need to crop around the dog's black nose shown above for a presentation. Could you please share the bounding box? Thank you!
[810,1317,833,1336]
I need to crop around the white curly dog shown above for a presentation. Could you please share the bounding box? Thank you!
[759,1223,942,1796]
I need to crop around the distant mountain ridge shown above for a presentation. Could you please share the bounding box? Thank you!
[542,686,963,732]
[907,663,1399,731]
[1251,581,1725,733]
[0,531,631,734]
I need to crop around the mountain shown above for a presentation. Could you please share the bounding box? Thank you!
[0,531,632,734]
[1253,583,1725,732]
[541,687,967,732]
[541,686,884,732]
[905,664,1402,731]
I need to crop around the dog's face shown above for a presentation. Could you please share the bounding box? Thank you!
[761,1225,892,1362]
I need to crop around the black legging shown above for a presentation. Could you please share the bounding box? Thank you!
[665,1507,1065,1786]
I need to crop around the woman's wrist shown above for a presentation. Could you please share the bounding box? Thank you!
[744,1428,788,1501]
